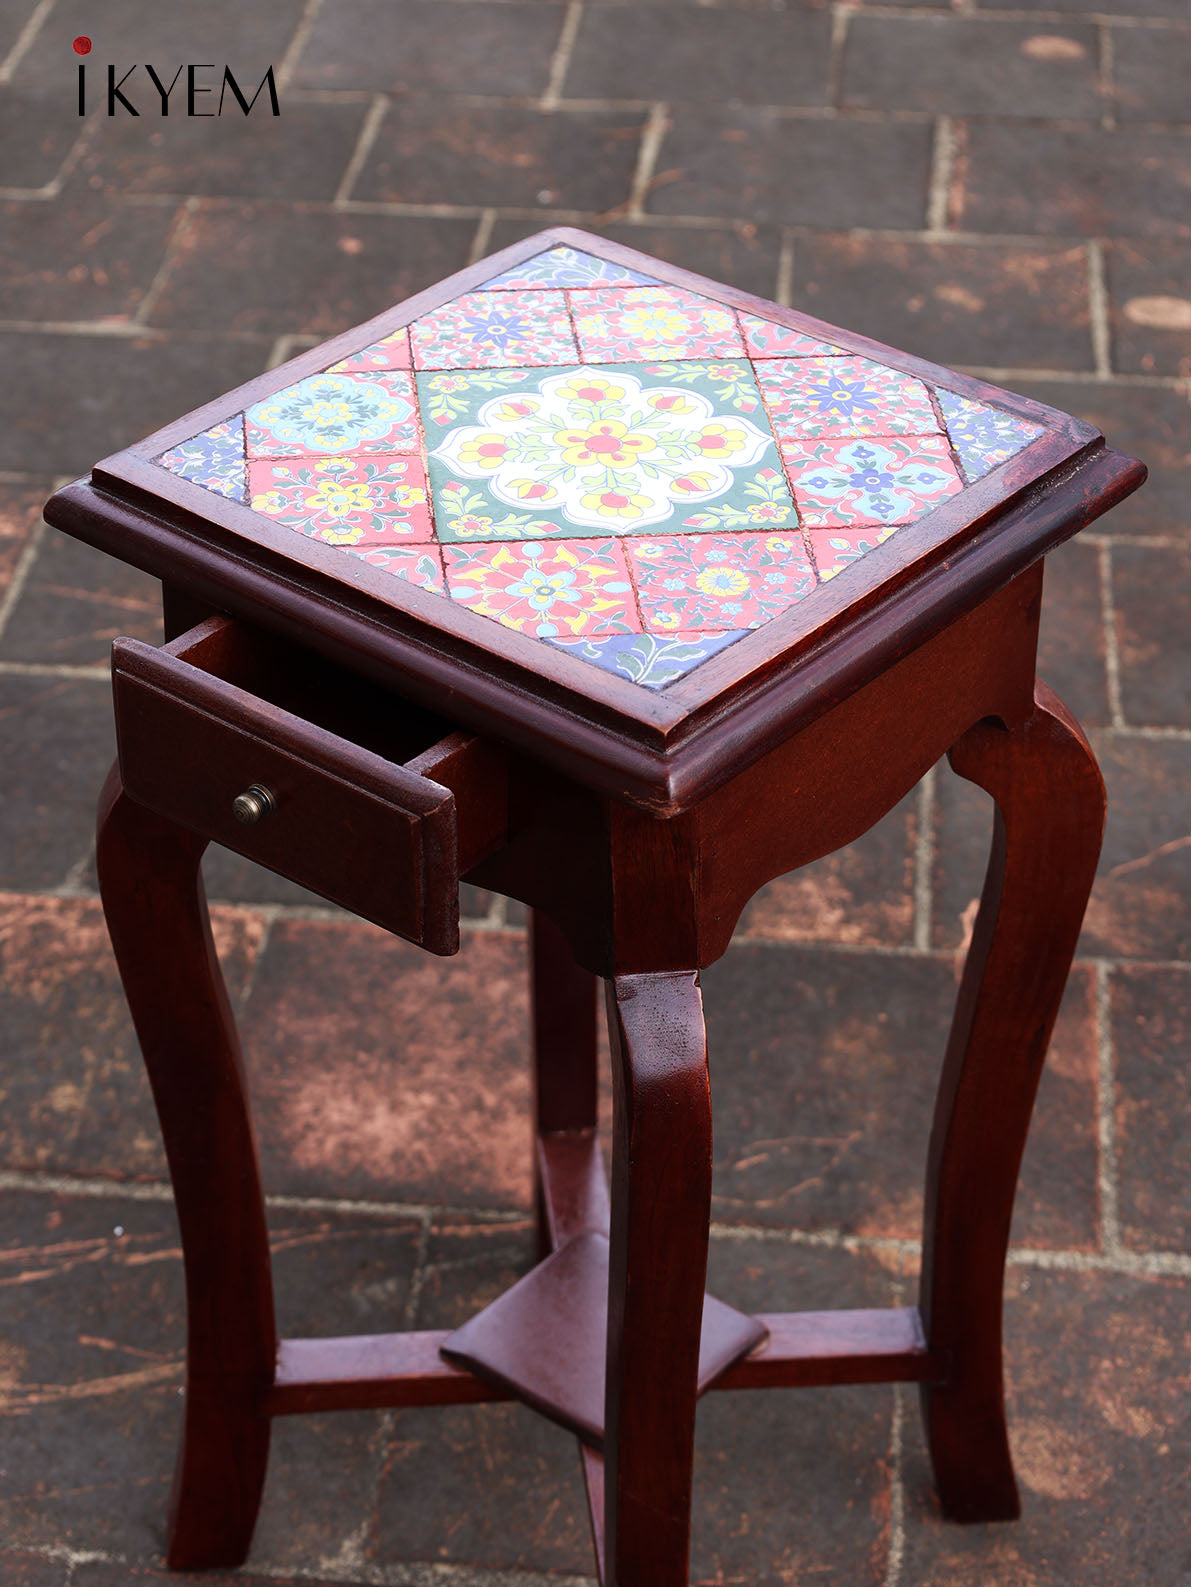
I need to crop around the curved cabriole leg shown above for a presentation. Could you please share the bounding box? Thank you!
[920,682,1105,1522]
[604,971,712,1587]
[96,765,276,1569]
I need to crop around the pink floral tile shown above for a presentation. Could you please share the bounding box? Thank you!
[347,544,446,592]
[443,538,641,641]
[755,355,939,440]
[739,313,844,358]
[247,455,433,547]
[629,531,816,632]
[782,435,964,529]
[245,371,418,457]
[329,329,412,373]
[807,526,899,582]
[410,290,577,370]
[571,286,744,362]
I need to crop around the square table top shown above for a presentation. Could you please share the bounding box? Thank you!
[57,228,1143,812]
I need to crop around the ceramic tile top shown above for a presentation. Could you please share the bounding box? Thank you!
[153,244,1053,692]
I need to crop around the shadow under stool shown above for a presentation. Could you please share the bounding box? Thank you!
[44,227,1145,1585]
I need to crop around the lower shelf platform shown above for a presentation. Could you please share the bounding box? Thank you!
[440,1229,768,1447]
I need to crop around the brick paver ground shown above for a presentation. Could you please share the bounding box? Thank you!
[0,0,1188,1582]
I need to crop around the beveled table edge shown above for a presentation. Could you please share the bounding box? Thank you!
[45,443,1144,815]
[48,227,1147,811]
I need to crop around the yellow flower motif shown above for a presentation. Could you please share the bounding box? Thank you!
[395,486,427,508]
[764,535,797,553]
[555,421,653,469]
[300,399,352,427]
[492,398,540,421]
[507,477,558,503]
[318,524,366,545]
[580,488,653,520]
[451,513,495,536]
[305,480,375,518]
[690,424,749,460]
[671,471,716,494]
[556,375,625,405]
[459,432,511,470]
[250,490,287,515]
[652,611,681,629]
[619,307,690,343]
[695,565,750,597]
[647,391,697,415]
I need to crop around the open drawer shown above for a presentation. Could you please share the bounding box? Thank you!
[111,616,507,955]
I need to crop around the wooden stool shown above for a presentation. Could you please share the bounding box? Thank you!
[45,229,1145,1584]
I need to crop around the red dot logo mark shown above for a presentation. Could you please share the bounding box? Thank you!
[73,36,92,54]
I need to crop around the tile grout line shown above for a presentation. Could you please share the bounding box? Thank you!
[334,93,389,208]
[0,0,54,83]
[775,230,795,308]
[827,2,852,109]
[1095,537,1126,727]
[912,765,937,954]
[1,1164,1187,1276]
[0,515,47,644]
[275,0,327,92]
[1093,958,1125,1260]
[925,115,956,235]
[626,102,670,220]
[1086,238,1114,379]
[540,0,584,110]
[882,1391,908,1587]
[132,196,200,329]
[1098,22,1118,131]
[468,209,498,266]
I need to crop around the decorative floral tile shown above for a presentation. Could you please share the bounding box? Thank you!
[245,372,418,458]
[739,313,844,359]
[629,531,816,632]
[571,286,744,363]
[782,436,964,529]
[755,356,940,440]
[346,544,446,592]
[936,388,1045,481]
[548,628,747,690]
[247,455,433,547]
[479,246,660,291]
[443,538,640,641]
[639,360,763,415]
[807,526,899,582]
[328,329,412,373]
[410,290,577,370]
[158,418,247,502]
[421,363,788,542]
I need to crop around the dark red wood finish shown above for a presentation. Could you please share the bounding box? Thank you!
[62,227,1145,1582]
[44,228,1146,813]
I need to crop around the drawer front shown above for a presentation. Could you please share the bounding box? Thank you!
[113,648,459,954]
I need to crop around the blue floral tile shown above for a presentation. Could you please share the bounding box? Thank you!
[937,389,1045,481]
[548,628,748,689]
[756,356,940,441]
[479,246,661,291]
[781,435,964,528]
[158,418,246,502]
[245,372,419,458]
[411,290,577,370]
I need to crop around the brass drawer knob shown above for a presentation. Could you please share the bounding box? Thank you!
[232,783,276,825]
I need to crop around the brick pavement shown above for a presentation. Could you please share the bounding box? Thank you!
[0,0,1188,1581]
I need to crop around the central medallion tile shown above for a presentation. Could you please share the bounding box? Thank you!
[419,362,795,542]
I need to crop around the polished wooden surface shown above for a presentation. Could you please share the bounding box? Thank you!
[79,359,1138,1579]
